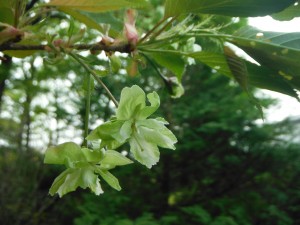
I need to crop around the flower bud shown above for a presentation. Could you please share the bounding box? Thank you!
[124,9,138,46]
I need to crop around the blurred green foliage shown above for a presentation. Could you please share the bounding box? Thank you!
[70,63,300,225]
[0,0,300,224]
[1,41,300,225]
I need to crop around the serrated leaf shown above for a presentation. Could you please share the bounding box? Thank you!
[57,7,106,33]
[188,51,233,77]
[48,0,149,13]
[165,0,296,18]
[224,45,249,91]
[49,167,103,197]
[146,52,186,81]
[97,170,121,191]
[233,26,300,49]
[227,27,300,93]
[189,50,299,99]
[81,11,123,37]
[246,61,299,99]
[224,45,264,118]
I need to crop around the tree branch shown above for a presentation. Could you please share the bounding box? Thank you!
[0,42,133,54]
[69,52,119,108]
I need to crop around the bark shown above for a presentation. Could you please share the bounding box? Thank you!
[24,93,32,151]
[0,56,12,113]
[0,42,133,53]
[17,60,35,151]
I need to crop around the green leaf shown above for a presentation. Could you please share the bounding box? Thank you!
[97,170,121,191]
[109,55,122,74]
[48,0,149,13]
[49,167,103,197]
[3,50,38,58]
[188,51,233,77]
[224,46,264,117]
[246,61,299,99]
[272,2,300,21]
[58,7,105,33]
[233,26,300,50]
[168,77,185,99]
[0,0,12,8]
[224,45,250,91]
[80,11,123,37]
[146,52,186,81]
[0,7,14,24]
[189,50,298,99]
[227,27,300,92]
[165,0,296,17]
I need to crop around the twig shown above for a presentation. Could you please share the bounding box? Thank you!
[69,52,119,108]
[0,42,132,53]
[138,17,169,44]
[149,16,177,41]
[83,74,92,146]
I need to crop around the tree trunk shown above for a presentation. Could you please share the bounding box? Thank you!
[0,56,12,113]
[24,94,32,151]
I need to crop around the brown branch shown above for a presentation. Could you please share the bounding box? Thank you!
[0,42,133,53]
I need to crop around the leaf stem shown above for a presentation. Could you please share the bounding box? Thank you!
[69,52,119,108]
[14,0,22,27]
[138,17,169,44]
[83,74,91,147]
[0,42,132,53]
[141,53,173,94]
[149,16,178,41]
